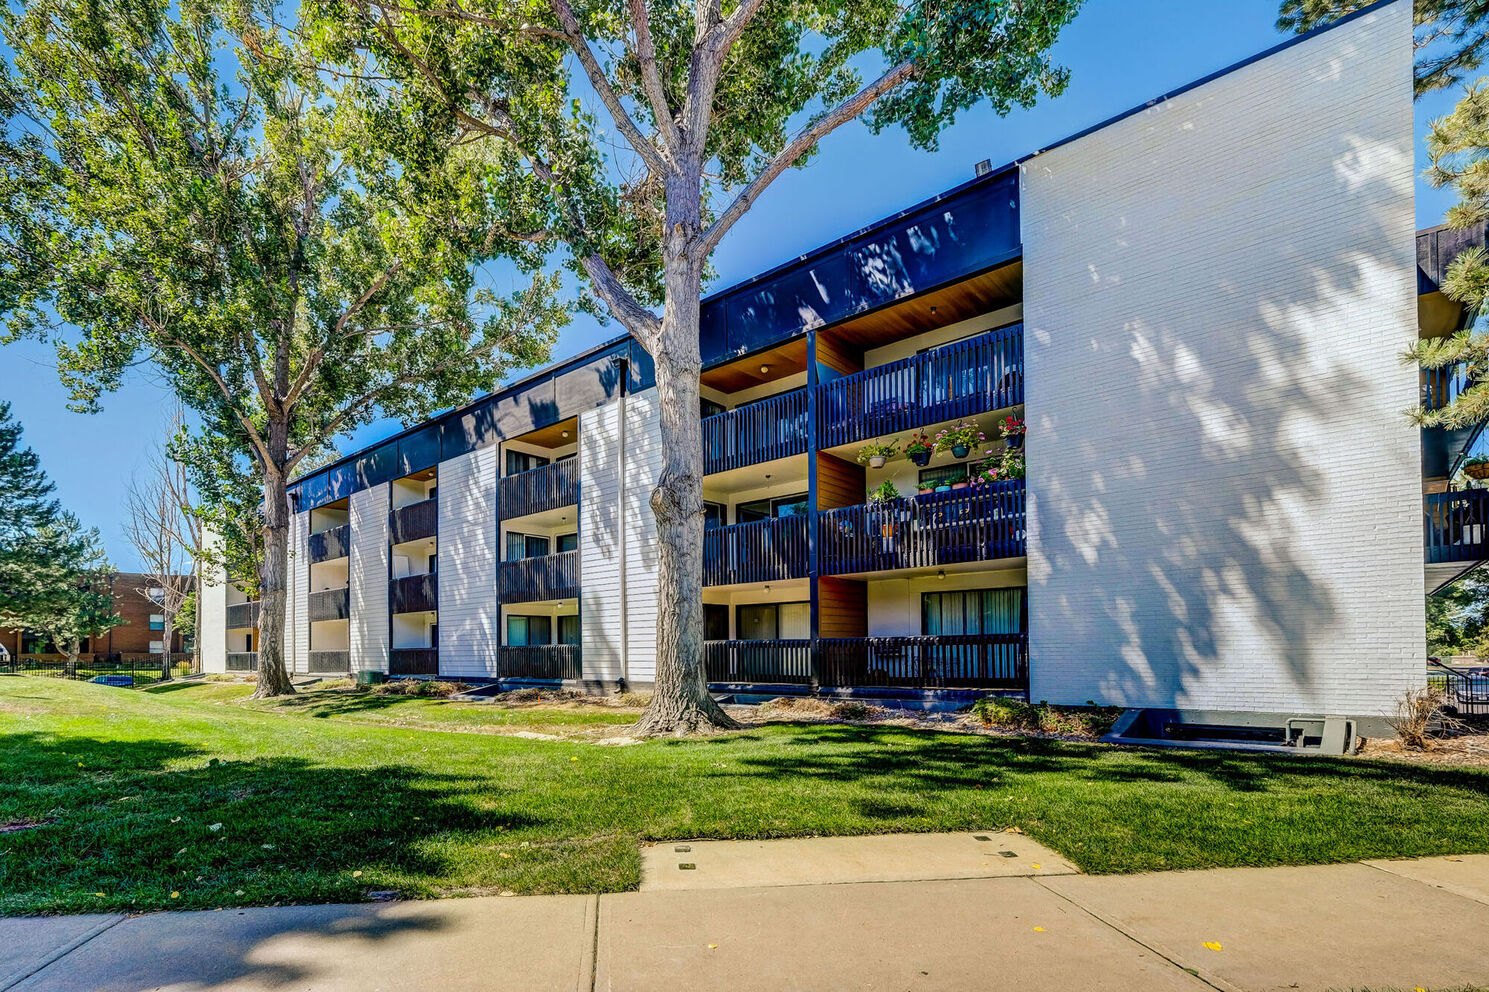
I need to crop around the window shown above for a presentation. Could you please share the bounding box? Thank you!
[506,450,549,475]
[704,604,729,640]
[704,501,726,530]
[505,532,550,561]
[558,614,580,646]
[429,623,438,648]
[556,533,578,553]
[147,587,166,604]
[736,494,809,523]
[507,615,552,646]
[428,553,437,574]
[148,640,164,654]
[700,397,725,419]
[736,602,809,641]
[918,460,994,489]
[428,485,437,501]
[921,589,1024,635]
[149,614,165,632]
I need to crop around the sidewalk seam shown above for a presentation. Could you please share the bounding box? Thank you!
[1029,878,1239,992]
[0,915,128,992]
[1360,857,1489,907]
[583,894,600,992]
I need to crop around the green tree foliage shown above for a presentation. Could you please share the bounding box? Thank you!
[1426,569,1489,653]
[0,0,572,696]
[310,0,1083,732]
[1278,0,1489,95]
[0,400,61,620]
[4,514,123,667]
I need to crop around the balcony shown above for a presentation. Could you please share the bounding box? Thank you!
[390,647,438,675]
[225,651,258,671]
[225,601,260,630]
[498,550,580,603]
[817,634,1028,689]
[390,573,438,614]
[703,639,812,685]
[308,587,350,622]
[308,650,350,673]
[499,458,580,519]
[498,644,581,680]
[704,389,808,474]
[308,524,350,564]
[818,482,1026,576]
[703,516,809,587]
[817,324,1023,450]
[389,497,437,544]
[1426,489,1489,594]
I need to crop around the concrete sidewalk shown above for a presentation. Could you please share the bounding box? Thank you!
[4,837,1489,992]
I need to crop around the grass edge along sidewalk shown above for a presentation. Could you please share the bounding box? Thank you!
[0,677,1486,916]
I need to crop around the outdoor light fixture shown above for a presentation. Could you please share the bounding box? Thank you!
[760,364,770,374]
[562,429,570,438]
[937,570,946,580]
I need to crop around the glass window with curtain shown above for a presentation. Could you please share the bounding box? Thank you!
[557,533,578,553]
[558,615,580,646]
[505,450,549,475]
[507,615,553,646]
[921,588,1024,635]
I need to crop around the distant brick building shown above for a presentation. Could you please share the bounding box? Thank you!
[0,572,194,660]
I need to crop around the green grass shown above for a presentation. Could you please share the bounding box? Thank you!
[2,677,1488,916]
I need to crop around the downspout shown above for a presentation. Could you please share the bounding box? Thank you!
[614,355,630,686]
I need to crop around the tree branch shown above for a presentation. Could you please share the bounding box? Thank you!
[548,0,669,174]
[628,0,679,150]
[696,59,915,257]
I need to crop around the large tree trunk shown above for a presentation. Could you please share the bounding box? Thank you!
[159,615,173,682]
[253,427,296,698]
[632,183,739,736]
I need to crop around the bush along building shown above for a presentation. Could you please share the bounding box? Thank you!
[204,1,1472,749]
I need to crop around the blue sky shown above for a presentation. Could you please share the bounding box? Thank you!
[0,0,1457,570]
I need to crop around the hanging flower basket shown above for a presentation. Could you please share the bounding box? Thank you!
[1466,460,1489,480]
[904,432,934,467]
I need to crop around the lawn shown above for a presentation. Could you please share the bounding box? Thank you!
[2,677,1488,916]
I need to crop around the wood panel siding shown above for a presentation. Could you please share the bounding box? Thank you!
[821,260,1023,352]
[818,577,868,639]
[816,334,863,377]
[816,454,865,511]
[701,338,808,392]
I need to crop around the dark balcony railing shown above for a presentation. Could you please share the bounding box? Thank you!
[818,481,1026,576]
[703,516,809,586]
[1426,489,1489,564]
[308,650,350,673]
[308,523,350,563]
[225,600,261,630]
[1423,363,1475,413]
[499,458,580,519]
[225,651,258,672]
[389,647,439,675]
[704,389,808,474]
[703,639,812,685]
[817,324,1023,449]
[498,550,580,603]
[308,587,351,622]
[818,634,1027,689]
[389,497,437,544]
[499,644,582,680]
[390,573,438,614]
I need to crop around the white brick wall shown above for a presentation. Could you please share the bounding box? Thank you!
[349,483,390,672]
[438,446,500,677]
[580,389,665,683]
[199,526,227,673]
[1021,0,1422,717]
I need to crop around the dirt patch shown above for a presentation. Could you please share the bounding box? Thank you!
[1357,725,1489,767]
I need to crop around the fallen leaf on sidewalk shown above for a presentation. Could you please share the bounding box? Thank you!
[1033,927,1046,933]
[707,944,718,950]
[1202,942,1222,952]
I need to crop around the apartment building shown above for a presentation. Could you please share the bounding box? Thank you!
[1,572,191,661]
[206,1,1463,733]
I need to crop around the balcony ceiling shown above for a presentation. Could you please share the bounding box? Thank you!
[701,337,808,393]
[510,415,578,448]
[823,259,1022,352]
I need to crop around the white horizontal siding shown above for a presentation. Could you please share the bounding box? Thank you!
[438,446,500,677]
[199,526,227,673]
[349,484,390,672]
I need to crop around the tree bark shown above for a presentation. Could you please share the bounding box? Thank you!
[252,422,296,698]
[160,615,173,682]
[631,167,739,736]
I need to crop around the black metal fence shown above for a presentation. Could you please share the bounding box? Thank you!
[1429,668,1489,716]
[2,654,200,685]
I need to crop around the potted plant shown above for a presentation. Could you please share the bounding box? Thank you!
[904,432,934,467]
[1467,455,1489,480]
[973,462,1002,487]
[1001,449,1026,481]
[948,472,970,491]
[917,480,935,496]
[868,479,902,502]
[999,415,1026,450]
[857,439,899,469]
[934,420,985,459]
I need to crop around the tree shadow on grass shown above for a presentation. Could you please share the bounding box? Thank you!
[0,731,555,920]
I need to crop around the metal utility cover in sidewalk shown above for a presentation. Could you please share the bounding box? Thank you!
[639,831,1078,891]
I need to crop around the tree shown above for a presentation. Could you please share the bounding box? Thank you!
[124,412,198,681]
[311,0,1083,733]
[0,401,62,620]
[0,0,570,697]
[0,512,121,671]
[1278,0,1489,95]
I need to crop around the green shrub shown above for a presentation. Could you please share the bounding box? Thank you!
[970,697,1121,739]
[372,679,467,698]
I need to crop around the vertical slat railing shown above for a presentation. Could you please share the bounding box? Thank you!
[702,516,809,586]
[817,481,1025,575]
[498,459,580,518]
[702,640,813,684]
[816,634,1027,689]
[1425,490,1489,563]
[703,389,809,474]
